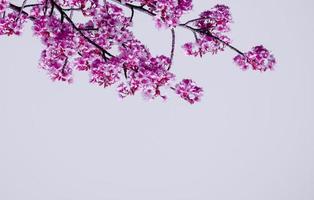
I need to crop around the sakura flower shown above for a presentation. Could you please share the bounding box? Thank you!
[150,0,193,28]
[182,4,232,57]
[89,58,122,87]
[0,0,276,104]
[174,79,203,104]
[0,11,28,36]
[183,34,230,56]
[196,5,232,34]
[127,55,175,100]
[234,45,276,72]
[39,45,73,83]
[0,0,8,14]
[117,82,131,99]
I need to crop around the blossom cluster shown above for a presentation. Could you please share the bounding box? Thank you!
[234,45,276,72]
[183,4,232,57]
[0,0,276,104]
[0,0,8,14]
[174,79,203,104]
[122,0,193,27]
[0,6,28,36]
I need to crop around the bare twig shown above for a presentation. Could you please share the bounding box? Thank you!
[168,28,176,70]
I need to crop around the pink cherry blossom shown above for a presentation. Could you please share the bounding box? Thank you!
[39,44,74,83]
[174,79,203,104]
[196,5,232,33]
[182,4,232,57]
[0,0,277,104]
[117,82,131,99]
[0,11,28,36]
[89,57,122,87]
[122,0,193,28]
[0,0,8,14]
[183,34,231,57]
[234,45,276,72]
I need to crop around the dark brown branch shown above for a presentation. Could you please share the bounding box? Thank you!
[168,28,175,70]
[78,27,99,31]
[61,57,69,74]
[62,7,82,11]
[130,7,134,22]
[23,3,43,8]
[49,2,54,16]
[43,0,48,15]
[9,3,35,20]
[180,17,213,26]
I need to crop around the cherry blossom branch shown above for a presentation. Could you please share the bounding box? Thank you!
[1,0,276,104]
[180,17,213,26]
[16,0,27,19]
[110,0,155,16]
[8,2,114,58]
[109,0,245,56]
[8,3,35,20]
[49,0,114,58]
[180,24,245,56]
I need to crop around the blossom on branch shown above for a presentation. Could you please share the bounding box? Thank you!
[122,0,193,28]
[234,45,276,72]
[182,4,232,57]
[0,11,28,35]
[0,0,277,104]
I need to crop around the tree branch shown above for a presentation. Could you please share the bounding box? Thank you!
[180,17,213,26]
[168,28,175,70]
[8,3,35,20]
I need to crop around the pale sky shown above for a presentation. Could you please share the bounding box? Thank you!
[1,0,314,200]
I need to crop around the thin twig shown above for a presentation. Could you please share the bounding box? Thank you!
[180,17,213,26]
[168,28,175,70]
[23,3,43,8]
[130,7,134,22]
[9,3,35,20]
[16,0,28,21]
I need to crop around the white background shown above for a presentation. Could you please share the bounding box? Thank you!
[1,0,314,199]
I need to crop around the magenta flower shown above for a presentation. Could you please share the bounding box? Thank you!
[182,4,232,57]
[183,34,231,57]
[0,0,8,14]
[196,5,232,33]
[234,45,276,72]
[174,79,203,104]
[0,0,277,104]
[0,11,28,36]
